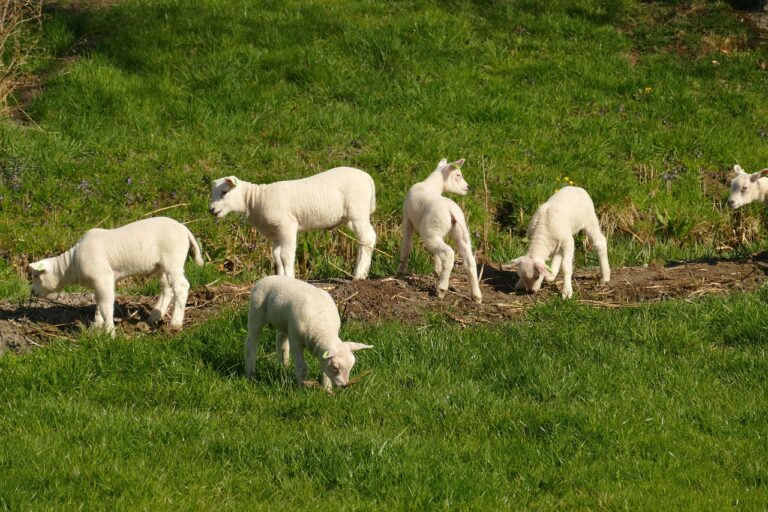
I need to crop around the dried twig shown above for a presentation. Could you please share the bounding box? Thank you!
[140,203,190,218]
[480,156,491,256]
[327,259,355,279]
[334,229,393,258]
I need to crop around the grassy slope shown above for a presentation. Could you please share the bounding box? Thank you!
[1,0,768,291]
[1,293,768,509]
[1,0,768,508]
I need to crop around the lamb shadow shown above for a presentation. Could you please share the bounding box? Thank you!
[197,340,308,388]
[0,297,160,335]
[0,300,92,334]
[478,263,520,294]
[664,251,768,276]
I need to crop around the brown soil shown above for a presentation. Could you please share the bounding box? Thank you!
[2,255,768,356]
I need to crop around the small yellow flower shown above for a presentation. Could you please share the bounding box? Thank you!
[643,86,652,94]
[563,176,569,181]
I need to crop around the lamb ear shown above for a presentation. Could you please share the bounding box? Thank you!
[734,164,747,176]
[224,176,240,188]
[345,342,374,352]
[534,260,552,279]
[449,158,465,169]
[438,158,448,167]
[508,256,525,268]
[750,171,765,183]
[28,262,46,274]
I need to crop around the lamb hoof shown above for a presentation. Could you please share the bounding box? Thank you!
[436,288,447,299]
[472,295,482,305]
[561,290,573,299]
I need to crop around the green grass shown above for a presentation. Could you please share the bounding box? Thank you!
[2,0,768,508]
[1,0,768,279]
[1,294,768,509]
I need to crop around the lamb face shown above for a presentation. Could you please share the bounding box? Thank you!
[28,260,62,297]
[512,256,550,293]
[209,176,243,218]
[322,341,373,388]
[727,165,766,209]
[437,158,469,196]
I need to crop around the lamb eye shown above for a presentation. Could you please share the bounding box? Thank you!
[220,190,228,198]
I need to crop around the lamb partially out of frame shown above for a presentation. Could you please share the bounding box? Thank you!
[245,275,373,392]
[209,167,376,279]
[510,186,610,299]
[28,216,204,335]
[727,164,768,209]
[397,158,482,303]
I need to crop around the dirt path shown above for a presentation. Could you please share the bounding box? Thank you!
[2,255,767,356]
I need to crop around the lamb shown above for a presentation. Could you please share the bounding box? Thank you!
[510,186,610,299]
[245,275,373,391]
[28,216,204,335]
[727,164,768,209]
[209,167,376,279]
[397,158,482,303]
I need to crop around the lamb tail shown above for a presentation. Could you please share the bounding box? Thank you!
[187,229,204,266]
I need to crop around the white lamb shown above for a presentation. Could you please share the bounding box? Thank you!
[209,167,376,279]
[727,164,768,209]
[245,275,373,391]
[510,186,610,299]
[28,216,204,335]
[397,158,482,303]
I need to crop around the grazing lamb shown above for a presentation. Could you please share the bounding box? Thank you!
[28,217,204,335]
[510,186,610,299]
[245,275,373,391]
[209,167,376,279]
[727,164,768,209]
[397,158,482,303]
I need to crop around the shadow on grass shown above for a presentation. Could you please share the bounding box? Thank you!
[479,262,521,294]
[665,250,768,276]
[0,296,163,342]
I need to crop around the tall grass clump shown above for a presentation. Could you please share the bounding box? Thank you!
[0,0,42,112]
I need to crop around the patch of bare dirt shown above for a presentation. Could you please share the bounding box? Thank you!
[0,284,249,356]
[2,255,768,356]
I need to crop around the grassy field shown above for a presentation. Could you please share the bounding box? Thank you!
[2,294,768,509]
[1,0,768,287]
[2,0,768,508]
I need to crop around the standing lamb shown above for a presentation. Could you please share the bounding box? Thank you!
[397,158,482,303]
[727,164,768,209]
[510,186,610,299]
[209,167,376,279]
[245,275,373,392]
[28,216,204,335]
